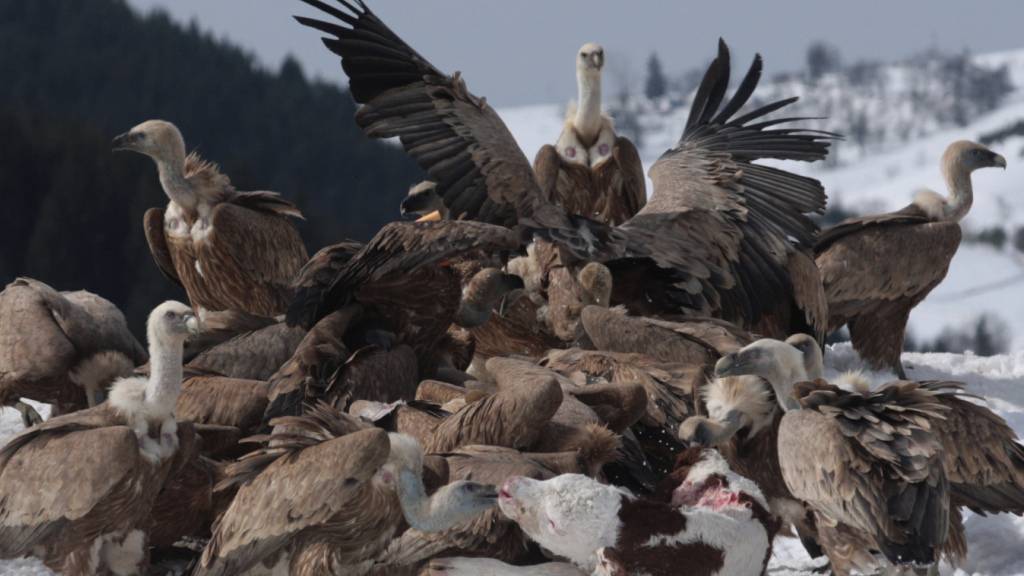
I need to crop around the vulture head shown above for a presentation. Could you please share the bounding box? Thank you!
[112,119,186,165]
[382,434,499,532]
[714,336,818,412]
[148,301,200,349]
[403,180,444,221]
[944,140,1007,175]
[578,262,613,307]
[577,42,605,74]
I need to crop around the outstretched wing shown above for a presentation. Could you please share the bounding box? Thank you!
[288,220,517,328]
[625,39,834,326]
[295,0,542,227]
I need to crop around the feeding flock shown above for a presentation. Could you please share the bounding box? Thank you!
[0,1,1019,575]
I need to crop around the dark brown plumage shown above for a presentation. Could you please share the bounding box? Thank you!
[185,320,307,381]
[816,141,1007,377]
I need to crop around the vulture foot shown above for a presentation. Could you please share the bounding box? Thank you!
[15,401,43,428]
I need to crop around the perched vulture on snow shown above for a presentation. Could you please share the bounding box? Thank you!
[0,278,146,427]
[716,335,1024,575]
[533,42,646,226]
[0,302,198,575]
[295,2,833,338]
[815,140,1007,377]
[113,119,308,317]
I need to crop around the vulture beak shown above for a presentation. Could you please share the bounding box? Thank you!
[592,51,604,70]
[476,483,500,500]
[714,353,744,378]
[111,131,139,151]
[994,153,1007,169]
[183,313,200,336]
[498,289,525,317]
[416,210,443,222]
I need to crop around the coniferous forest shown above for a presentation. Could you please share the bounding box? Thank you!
[0,0,424,334]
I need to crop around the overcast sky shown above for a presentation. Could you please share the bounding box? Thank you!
[125,0,1024,107]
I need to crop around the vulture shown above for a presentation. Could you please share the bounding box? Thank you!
[815,140,1007,377]
[532,42,646,226]
[0,278,146,427]
[185,318,307,381]
[402,180,446,220]
[715,335,1024,574]
[286,221,519,375]
[295,1,833,339]
[0,301,198,576]
[113,119,308,317]
[197,407,498,576]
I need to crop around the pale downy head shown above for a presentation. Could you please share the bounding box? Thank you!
[943,140,1007,175]
[112,119,186,165]
[714,337,809,411]
[578,262,613,307]
[577,42,605,75]
[147,301,199,349]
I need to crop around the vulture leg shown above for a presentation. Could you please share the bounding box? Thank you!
[14,401,44,428]
[847,303,912,378]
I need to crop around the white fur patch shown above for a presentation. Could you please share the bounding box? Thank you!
[102,530,147,576]
[556,122,589,167]
[107,377,178,463]
[683,450,768,511]
[703,375,776,437]
[163,202,190,238]
[647,506,769,576]
[587,117,616,169]
[834,370,874,393]
[912,189,948,220]
[501,474,623,572]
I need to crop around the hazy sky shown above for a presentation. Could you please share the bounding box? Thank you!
[125,0,1024,107]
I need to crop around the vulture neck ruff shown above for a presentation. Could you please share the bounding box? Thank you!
[574,67,603,145]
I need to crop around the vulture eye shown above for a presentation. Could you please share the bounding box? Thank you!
[343,477,359,487]
[164,310,176,319]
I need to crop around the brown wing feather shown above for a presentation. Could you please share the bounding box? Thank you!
[195,201,308,316]
[295,1,541,227]
[928,385,1024,514]
[144,207,182,286]
[198,427,392,576]
[177,376,269,432]
[599,136,646,224]
[782,380,950,565]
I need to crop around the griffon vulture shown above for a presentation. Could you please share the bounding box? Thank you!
[0,301,198,575]
[197,407,497,576]
[816,140,1007,377]
[532,43,646,226]
[714,335,1024,574]
[113,119,308,317]
[295,2,833,338]
[0,278,146,427]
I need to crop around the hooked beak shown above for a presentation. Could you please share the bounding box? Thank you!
[592,52,604,70]
[416,210,442,222]
[714,353,745,378]
[184,313,200,336]
[994,153,1008,169]
[476,483,500,500]
[111,131,138,152]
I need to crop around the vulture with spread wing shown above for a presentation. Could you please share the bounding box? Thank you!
[295,1,833,339]
[815,140,1007,377]
[113,120,308,317]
